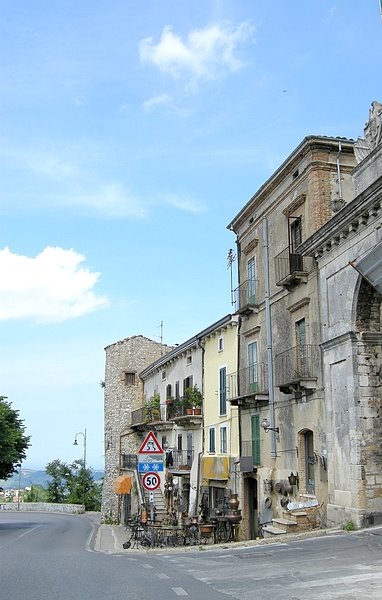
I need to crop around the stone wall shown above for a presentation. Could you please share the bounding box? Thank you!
[101,335,172,522]
[3,503,84,513]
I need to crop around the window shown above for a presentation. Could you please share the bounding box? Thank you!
[248,342,258,393]
[166,384,172,399]
[218,336,224,352]
[247,257,256,303]
[186,355,192,365]
[289,216,303,272]
[219,367,227,415]
[175,381,180,399]
[220,426,228,454]
[251,415,260,465]
[177,434,183,451]
[124,372,136,385]
[296,318,307,375]
[209,428,216,453]
[161,370,166,381]
[183,376,193,395]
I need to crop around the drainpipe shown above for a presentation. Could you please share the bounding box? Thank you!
[262,218,277,459]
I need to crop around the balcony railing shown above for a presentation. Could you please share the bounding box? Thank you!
[167,449,194,470]
[121,454,138,469]
[234,280,258,313]
[131,398,202,428]
[227,363,268,404]
[275,246,313,287]
[274,344,320,391]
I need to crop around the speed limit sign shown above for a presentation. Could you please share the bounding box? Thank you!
[142,472,160,491]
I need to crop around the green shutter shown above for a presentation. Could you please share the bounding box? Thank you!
[251,415,260,465]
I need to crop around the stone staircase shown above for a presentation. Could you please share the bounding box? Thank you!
[262,500,321,538]
[143,488,167,524]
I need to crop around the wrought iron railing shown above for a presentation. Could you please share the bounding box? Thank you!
[234,279,258,312]
[121,454,138,469]
[275,246,313,285]
[274,344,320,387]
[227,363,268,400]
[131,397,201,427]
[167,448,194,470]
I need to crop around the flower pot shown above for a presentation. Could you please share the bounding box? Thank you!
[193,407,202,415]
[186,408,193,415]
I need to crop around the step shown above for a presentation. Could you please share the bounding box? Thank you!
[262,525,287,538]
[273,518,298,530]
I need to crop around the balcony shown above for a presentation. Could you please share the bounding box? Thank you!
[130,399,202,430]
[121,454,138,469]
[275,344,320,394]
[275,247,313,289]
[234,280,259,315]
[167,449,194,473]
[227,363,269,407]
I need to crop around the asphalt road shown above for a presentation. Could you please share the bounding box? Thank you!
[1,511,382,599]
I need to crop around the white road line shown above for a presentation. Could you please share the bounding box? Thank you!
[141,563,154,569]
[156,573,170,579]
[171,587,188,596]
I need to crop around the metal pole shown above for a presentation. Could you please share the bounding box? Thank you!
[262,218,277,459]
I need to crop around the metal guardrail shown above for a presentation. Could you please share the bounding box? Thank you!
[234,280,258,312]
[274,344,320,387]
[227,363,268,400]
[275,246,313,285]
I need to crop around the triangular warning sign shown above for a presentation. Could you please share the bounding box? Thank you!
[138,431,163,454]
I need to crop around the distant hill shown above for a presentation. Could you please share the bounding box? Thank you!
[0,468,104,490]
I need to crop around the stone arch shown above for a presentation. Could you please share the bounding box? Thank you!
[354,277,382,518]
[355,277,382,332]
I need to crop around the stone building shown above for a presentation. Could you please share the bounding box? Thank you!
[101,335,172,522]
[227,134,357,539]
[299,101,382,528]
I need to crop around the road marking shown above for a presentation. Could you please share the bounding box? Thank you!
[141,563,154,569]
[156,573,170,579]
[171,587,188,596]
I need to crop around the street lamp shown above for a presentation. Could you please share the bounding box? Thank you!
[261,418,279,434]
[73,429,87,509]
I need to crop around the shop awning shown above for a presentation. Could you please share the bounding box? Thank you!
[350,242,382,294]
[113,475,132,494]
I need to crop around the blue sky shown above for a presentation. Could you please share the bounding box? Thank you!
[0,1,381,471]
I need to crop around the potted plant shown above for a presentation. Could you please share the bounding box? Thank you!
[145,392,161,421]
[184,385,203,415]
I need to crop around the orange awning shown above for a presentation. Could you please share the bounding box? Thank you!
[113,475,132,494]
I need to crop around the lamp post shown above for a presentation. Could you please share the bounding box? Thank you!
[73,429,87,510]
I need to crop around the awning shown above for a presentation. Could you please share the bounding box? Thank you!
[350,242,382,294]
[201,456,230,481]
[113,475,132,494]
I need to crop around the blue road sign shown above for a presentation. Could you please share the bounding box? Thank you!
[138,462,164,473]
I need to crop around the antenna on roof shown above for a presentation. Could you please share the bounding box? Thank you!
[227,248,236,306]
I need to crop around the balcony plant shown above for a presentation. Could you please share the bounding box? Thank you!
[184,385,203,414]
[145,392,161,421]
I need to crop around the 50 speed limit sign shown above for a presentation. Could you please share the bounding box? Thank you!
[142,472,160,491]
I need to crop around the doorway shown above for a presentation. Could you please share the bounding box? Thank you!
[246,476,258,539]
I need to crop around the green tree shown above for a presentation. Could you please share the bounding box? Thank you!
[24,484,47,502]
[45,459,71,503]
[0,396,30,480]
[45,458,102,511]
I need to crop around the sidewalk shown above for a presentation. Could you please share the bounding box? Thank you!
[92,519,341,555]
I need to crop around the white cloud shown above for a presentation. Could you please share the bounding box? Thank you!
[142,93,192,116]
[0,246,109,323]
[139,21,254,89]
[163,193,205,213]
[72,183,149,219]
[142,93,172,112]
